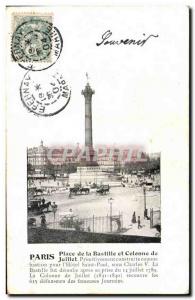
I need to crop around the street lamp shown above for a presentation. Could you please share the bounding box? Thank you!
[51,202,58,228]
[143,185,147,219]
[108,197,114,233]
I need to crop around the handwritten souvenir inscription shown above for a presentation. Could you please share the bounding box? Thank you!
[20,70,71,116]
[96,30,159,47]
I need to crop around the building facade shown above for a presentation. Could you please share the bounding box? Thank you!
[27,141,48,168]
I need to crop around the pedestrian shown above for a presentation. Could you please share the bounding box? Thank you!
[116,218,121,232]
[132,211,136,223]
[52,202,57,211]
[40,214,46,228]
[69,208,74,218]
[138,216,141,229]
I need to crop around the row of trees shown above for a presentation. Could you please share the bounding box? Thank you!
[27,157,160,178]
[123,157,160,174]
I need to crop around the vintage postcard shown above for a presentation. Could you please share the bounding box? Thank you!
[6,5,189,294]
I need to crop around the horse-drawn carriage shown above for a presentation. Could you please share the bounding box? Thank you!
[69,186,90,195]
[28,199,51,213]
[96,185,110,195]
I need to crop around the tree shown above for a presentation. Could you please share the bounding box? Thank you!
[44,162,55,176]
